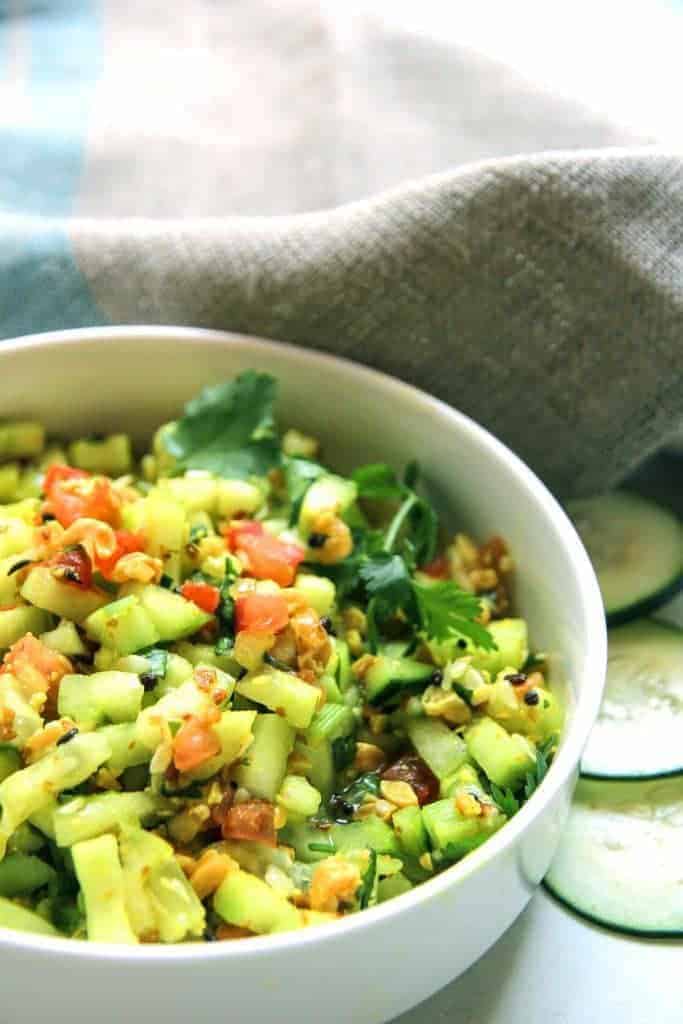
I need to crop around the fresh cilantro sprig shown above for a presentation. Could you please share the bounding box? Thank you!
[163,371,281,478]
[489,784,521,818]
[523,734,558,800]
[358,552,495,653]
[352,462,438,568]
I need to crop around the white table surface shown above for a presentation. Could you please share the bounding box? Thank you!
[398,890,680,1024]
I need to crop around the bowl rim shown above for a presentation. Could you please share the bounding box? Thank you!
[0,325,607,961]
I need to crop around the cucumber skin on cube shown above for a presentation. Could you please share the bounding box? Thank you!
[214,869,302,935]
[364,656,434,707]
[21,566,109,623]
[465,717,537,789]
[306,703,355,747]
[72,834,138,944]
[233,714,294,801]
[406,717,468,780]
[0,606,53,651]
[84,596,160,654]
[58,672,144,729]
[293,573,336,617]
[236,669,320,730]
[393,805,429,859]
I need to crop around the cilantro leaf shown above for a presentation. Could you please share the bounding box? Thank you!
[164,371,281,478]
[359,554,417,651]
[352,463,405,501]
[523,734,557,800]
[413,581,496,650]
[284,457,326,525]
[358,848,378,909]
[490,784,521,818]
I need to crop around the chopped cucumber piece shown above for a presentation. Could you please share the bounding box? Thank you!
[306,703,355,746]
[54,791,169,847]
[422,798,505,860]
[0,605,53,651]
[0,465,20,502]
[134,584,213,642]
[293,573,335,616]
[294,739,334,799]
[156,475,218,515]
[0,733,111,856]
[468,618,529,675]
[119,826,205,942]
[277,774,322,819]
[72,834,138,944]
[68,434,132,476]
[0,895,57,935]
[465,717,537,789]
[378,872,413,902]
[97,723,154,777]
[0,745,21,784]
[545,776,683,936]
[215,479,264,518]
[364,656,434,707]
[214,869,302,934]
[236,668,320,730]
[407,717,468,780]
[39,619,88,657]
[567,491,683,624]
[84,596,160,654]
[0,852,55,896]
[21,566,109,623]
[58,672,144,728]
[0,422,44,461]
[233,714,294,801]
[330,818,401,857]
[393,805,429,859]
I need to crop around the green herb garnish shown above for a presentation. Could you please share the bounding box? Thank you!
[164,370,281,478]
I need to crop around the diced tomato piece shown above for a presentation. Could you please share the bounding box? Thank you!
[223,519,265,551]
[43,464,90,494]
[421,554,449,579]
[3,633,73,701]
[220,800,276,846]
[234,592,289,634]
[235,531,305,587]
[96,530,146,579]
[44,465,120,528]
[180,580,221,614]
[47,546,93,589]
[172,715,221,773]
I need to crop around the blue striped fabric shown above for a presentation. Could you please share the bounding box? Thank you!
[0,0,107,337]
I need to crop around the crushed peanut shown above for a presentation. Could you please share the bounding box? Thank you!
[190,849,239,900]
[455,791,483,818]
[353,742,386,773]
[381,779,419,808]
[309,856,362,913]
[308,512,353,565]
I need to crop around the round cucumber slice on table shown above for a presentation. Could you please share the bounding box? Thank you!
[567,492,683,625]
[581,620,683,780]
[545,776,683,937]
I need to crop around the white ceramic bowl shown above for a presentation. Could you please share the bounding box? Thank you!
[0,327,606,1024]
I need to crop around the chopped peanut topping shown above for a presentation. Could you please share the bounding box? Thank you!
[190,850,239,900]
[354,742,386,773]
[290,608,332,677]
[308,512,353,565]
[309,856,362,913]
[455,792,483,818]
[381,780,419,808]
[110,552,164,584]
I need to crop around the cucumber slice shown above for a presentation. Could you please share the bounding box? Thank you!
[581,620,683,779]
[567,492,683,625]
[545,776,683,936]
